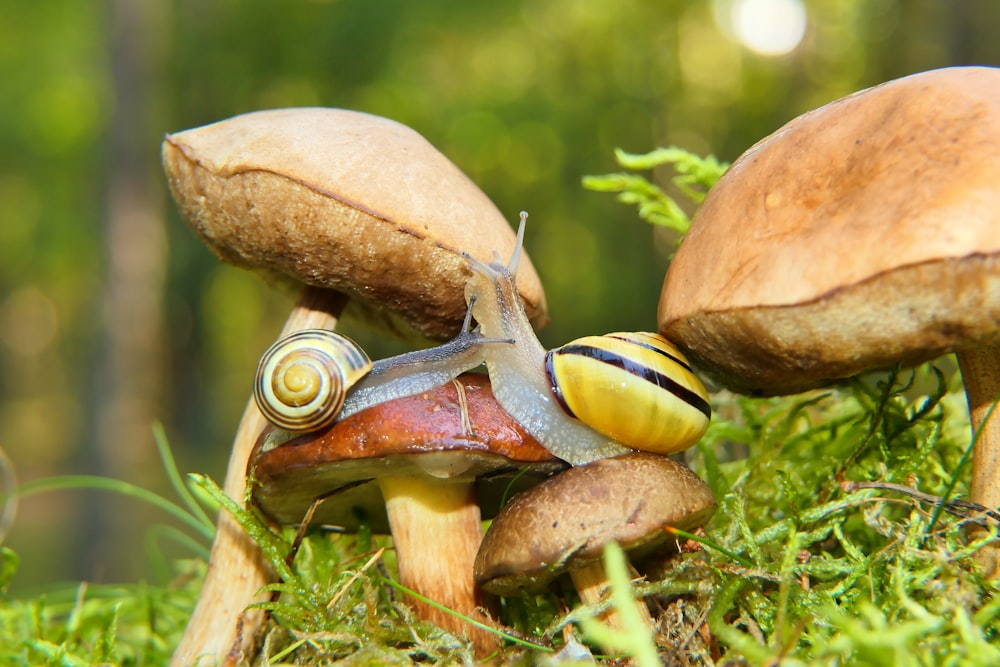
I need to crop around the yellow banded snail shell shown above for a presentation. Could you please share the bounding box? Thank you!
[544,332,711,454]
[254,329,373,432]
[463,212,711,465]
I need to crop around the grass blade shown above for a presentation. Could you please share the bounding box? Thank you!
[152,421,214,534]
[17,475,213,542]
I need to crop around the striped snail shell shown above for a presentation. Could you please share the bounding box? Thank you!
[254,329,373,432]
[464,212,712,465]
[544,332,711,455]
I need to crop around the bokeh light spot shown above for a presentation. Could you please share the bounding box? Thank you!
[718,0,808,56]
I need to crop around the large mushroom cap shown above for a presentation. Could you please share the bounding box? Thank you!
[659,66,1000,395]
[163,107,548,341]
[249,373,565,532]
[474,453,716,595]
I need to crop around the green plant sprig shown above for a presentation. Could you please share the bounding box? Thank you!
[582,146,728,234]
[576,542,661,667]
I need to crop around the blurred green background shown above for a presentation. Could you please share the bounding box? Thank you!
[1,0,998,591]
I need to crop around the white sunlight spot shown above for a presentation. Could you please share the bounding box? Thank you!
[730,0,807,56]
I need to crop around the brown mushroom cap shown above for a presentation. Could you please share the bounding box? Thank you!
[249,373,565,532]
[474,453,716,595]
[163,107,548,341]
[658,66,1000,395]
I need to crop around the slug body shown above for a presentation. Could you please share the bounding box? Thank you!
[463,214,711,466]
[254,302,512,437]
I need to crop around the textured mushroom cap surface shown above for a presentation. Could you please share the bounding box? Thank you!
[163,108,547,341]
[250,373,565,532]
[659,67,1000,394]
[474,453,716,595]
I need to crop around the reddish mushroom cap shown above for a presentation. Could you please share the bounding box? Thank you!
[249,373,565,531]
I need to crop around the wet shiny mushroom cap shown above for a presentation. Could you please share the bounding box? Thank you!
[163,107,547,341]
[249,373,565,532]
[474,453,716,595]
[248,372,565,656]
[659,66,1000,395]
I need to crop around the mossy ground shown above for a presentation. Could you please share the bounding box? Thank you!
[229,364,1000,666]
[6,361,995,666]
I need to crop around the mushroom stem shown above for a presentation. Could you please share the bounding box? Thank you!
[956,346,1000,579]
[380,475,500,657]
[171,287,348,667]
[568,560,654,646]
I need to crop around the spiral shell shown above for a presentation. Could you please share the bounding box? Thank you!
[544,332,711,455]
[464,213,713,464]
[254,329,373,432]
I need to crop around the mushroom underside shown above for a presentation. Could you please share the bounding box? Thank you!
[478,518,704,597]
[251,450,566,531]
[164,128,548,341]
[663,253,1000,395]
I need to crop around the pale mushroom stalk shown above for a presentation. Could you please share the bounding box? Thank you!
[380,476,494,648]
[956,348,1000,574]
[171,287,346,667]
[568,559,655,634]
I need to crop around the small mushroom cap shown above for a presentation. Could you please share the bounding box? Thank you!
[249,373,565,532]
[659,66,1000,395]
[163,108,547,341]
[474,453,716,595]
